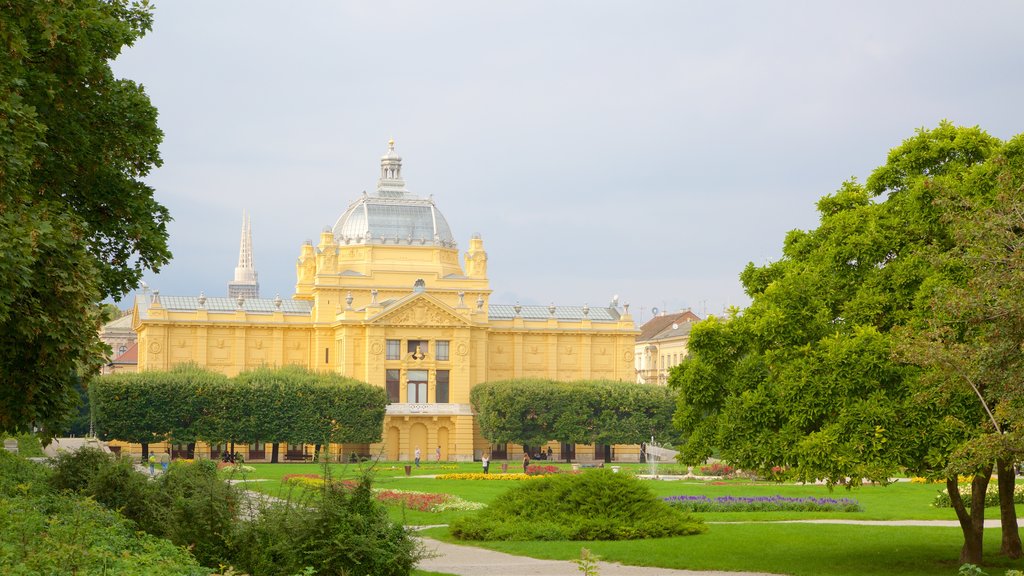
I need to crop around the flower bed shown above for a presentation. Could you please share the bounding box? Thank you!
[375,489,485,512]
[435,472,542,481]
[664,494,862,513]
[526,464,564,476]
[697,463,735,477]
[933,484,1024,508]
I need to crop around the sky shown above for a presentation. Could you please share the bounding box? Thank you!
[112,1,1024,325]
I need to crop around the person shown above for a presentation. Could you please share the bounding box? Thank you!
[436,445,441,462]
[414,446,421,467]
[547,446,553,460]
[523,452,530,474]
[159,450,170,473]
[148,453,156,476]
[482,453,490,474]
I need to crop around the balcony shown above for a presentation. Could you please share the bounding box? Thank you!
[385,403,474,416]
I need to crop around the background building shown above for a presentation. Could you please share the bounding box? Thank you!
[131,142,638,461]
[634,309,701,385]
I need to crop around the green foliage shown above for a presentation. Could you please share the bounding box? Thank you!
[0,449,52,497]
[472,379,677,446]
[230,474,424,576]
[154,459,238,568]
[450,469,705,541]
[0,493,205,575]
[0,0,171,436]
[92,365,387,450]
[49,446,119,493]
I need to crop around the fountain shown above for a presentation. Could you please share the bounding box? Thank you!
[645,436,680,478]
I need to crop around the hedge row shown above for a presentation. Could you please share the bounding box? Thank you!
[91,364,386,454]
[471,378,677,446]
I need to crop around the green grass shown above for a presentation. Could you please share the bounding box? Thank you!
[224,462,1024,575]
[421,523,1024,576]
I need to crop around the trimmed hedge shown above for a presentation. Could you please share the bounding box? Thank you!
[472,378,677,446]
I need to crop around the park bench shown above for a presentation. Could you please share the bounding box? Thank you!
[284,452,312,462]
[574,460,605,469]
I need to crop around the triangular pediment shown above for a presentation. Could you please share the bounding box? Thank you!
[368,293,471,327]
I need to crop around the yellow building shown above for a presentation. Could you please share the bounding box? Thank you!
[634,310,700,385]
[132,141,638,462]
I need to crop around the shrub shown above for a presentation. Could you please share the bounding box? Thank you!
[0,493,205,575]
[154,459,239,569]
[49,446,116,492]
[450,469,705,541]
[0,448,52,497]
[230,474,425,576]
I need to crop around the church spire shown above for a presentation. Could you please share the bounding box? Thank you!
[377,139,408,197]
[228,210,259,300]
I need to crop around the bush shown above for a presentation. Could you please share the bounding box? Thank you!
[450,468,705,541]
[230,475,424,576]
[154,459,238,569]
[0,448,52,497]
[0,493,205,575]
[49,446,116,492]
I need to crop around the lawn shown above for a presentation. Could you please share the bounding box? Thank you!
[227,461,1024,575]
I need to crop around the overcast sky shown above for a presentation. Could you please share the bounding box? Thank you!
[112,1,1024,324]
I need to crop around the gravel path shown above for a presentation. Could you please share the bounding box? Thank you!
[416,536,782,576]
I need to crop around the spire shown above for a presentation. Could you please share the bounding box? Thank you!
[228,210,260,299]
[377,139,408,197]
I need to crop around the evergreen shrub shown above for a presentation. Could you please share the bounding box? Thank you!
[450,468,705,541]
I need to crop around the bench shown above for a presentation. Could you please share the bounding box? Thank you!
[284,453,312,462]
[574,460,605,469]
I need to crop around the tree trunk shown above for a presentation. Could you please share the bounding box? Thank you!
[314,443,322,462]
[948,467,992,565]
[271,442,279,464]
[141,442,149,461]
[998,458,1022,558]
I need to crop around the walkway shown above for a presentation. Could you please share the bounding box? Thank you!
[416,536,782,576]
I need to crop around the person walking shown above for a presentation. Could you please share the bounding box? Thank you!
[414,446,421,467]
[435,445,441,462]
[522,452,530,474]
[482,453,490,474]
[148,453,156,476]
[159,450,170,474]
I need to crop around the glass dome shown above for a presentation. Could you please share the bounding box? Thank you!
[333,194,456,247]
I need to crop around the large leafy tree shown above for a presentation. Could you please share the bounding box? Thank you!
[893,133,1024,560]
[0,0,171,435]
[671,122,1017,563]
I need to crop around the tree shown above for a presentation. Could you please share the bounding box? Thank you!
[0,0,171,435]
[472,379,676,448]
[671,122,1014,563]
[893,133,1024,559]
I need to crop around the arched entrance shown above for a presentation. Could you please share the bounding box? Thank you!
[386,426,401,461]
[437,426,449,460]
[408,423,428,462]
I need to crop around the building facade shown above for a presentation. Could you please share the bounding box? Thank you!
[132,142,638,462]
[634,310,701,385]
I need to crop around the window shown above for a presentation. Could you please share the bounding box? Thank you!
[407,339,428,359]
[386,339,400,360]
[386,369,401,403]
[435,370,449,403]
[407,369,428,403]
[118,344,128,356]
[436,340,449,361]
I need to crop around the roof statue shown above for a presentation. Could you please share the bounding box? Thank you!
[227,210,260,300]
